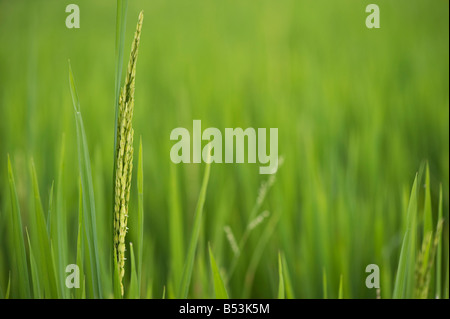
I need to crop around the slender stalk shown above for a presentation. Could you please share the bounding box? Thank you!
[113,11,144,296]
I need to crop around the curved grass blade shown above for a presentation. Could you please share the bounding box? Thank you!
[75,179,85,299]
[179,160,211,298]
[436,184,443,298]
[423,164,433,235]
[445,254,449,299]
[26,229,42,299]
[127,242,139,299]
[50,241,60,297]
[322,268,328,299]
[242,210,282,298]
[277,252,285,299]
[75,224,85,299]
[281,253,295,299]
[7,155,31,298]
[208,243,229,299]
[46,182,54,232]
[69,60,102,298]
[169,163,185,297]
[30,159,59,298]
[53,135,68,298]
[393,174,418,299]
[5,272,11,299]
[338,274,344,299]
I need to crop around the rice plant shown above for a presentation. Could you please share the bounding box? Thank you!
[0,0,448,300]
[113,10,144,297]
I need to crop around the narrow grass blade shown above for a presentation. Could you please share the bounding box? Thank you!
[75,180,85,299]
[393,174,418,298]
[75,228,84,299]
[179,160,211,298]
[47,182,66,298]
[54,135,68,298]
[7,155,31,298]
[69,60,102,298]
[338,274,344,299]
[50,241,60,297]
[242,210,281,298]
[281,253,295,299]
[445,253,449,299]
[5,272,11,299]
[436,184,443,298]
[46,182,54,232]
[277,252,285,299]
[26,229,42,299]
[30,159,59,298]
[322,268,328,299]
[83,222,94,298]
[169,163,185,296]
[208,243,229,299]
[137,136,144,294]
[194,235,209,298]
[423,163,433,235]
[127,242,139,299]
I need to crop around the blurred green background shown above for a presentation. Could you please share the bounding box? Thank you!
[0,0,448,298]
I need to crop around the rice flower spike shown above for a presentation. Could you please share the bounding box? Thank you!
[114,11,143,296]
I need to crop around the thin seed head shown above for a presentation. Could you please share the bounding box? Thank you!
[113,10,143,296]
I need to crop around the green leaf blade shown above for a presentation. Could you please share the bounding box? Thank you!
[68,61,102,299]
[29,159,59,298]
[127,243,139,299]
[393,174,418,299]
[208,244,229,299]
[277,253,285,299]
[179,161,211,298]
[7,155,31,298]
